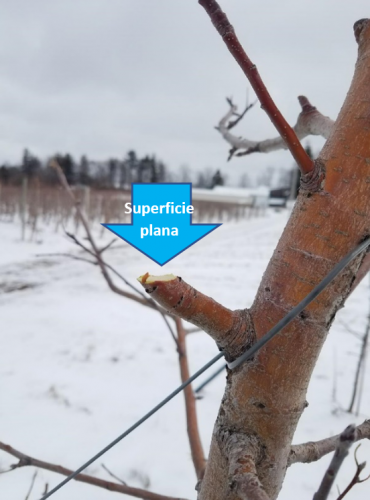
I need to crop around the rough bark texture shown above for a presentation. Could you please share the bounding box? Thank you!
[197,19,370,500]
[138,275,255,361]
[218,430,270,500]
[139,18,370,500]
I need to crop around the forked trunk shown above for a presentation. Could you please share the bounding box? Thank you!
[198,19,370,500]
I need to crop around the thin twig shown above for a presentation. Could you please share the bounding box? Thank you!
[337,319,362,340]
[49,161,145,305]
[41,246,180,351]
[64,231,156,302]
[218,94,333,162]
[0,466,16,474]
[348,274,370,413]
[37,252,98,266]
[332,348,338,406]
[99,238,118,255]
[64,230,147,304]
[102,463,127,485]
[355,351,367,417]
[198,0,314,175]
[49,160,180,350]
[25,470,38,500]
[226,96,257,130]
[70,232,180,348]
[313,425,356,500]
[0,441,187,500]
[65,233,179,348]
[336,444,370,499]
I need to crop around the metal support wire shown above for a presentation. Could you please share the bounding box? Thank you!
[228,238,370,369]
[195,364,226,393]
[39,352,224,500]
[39,238,370,500]
[197,238,370,391]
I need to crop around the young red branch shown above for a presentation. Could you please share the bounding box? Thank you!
[0,442,187,500]
[175,318,206,480]
[288,420,370,466]
[137,273,255,360]
[198,0,314,175]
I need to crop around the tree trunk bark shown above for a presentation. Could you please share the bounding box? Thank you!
[198,19,370,500]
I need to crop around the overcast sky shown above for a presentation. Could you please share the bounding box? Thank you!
[0,0,368,183]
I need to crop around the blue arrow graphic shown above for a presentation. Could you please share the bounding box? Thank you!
[102,183,221,266]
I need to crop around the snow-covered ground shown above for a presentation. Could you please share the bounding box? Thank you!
[0,211,369,500]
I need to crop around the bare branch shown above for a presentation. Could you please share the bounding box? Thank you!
[64,231,168,311]
[37,252,98,266]
[289,420,370,466]
[348,288,370,414]
[198,0,314,175]
[64,231,154,305]
[70,238,180,348]
[217,95,334,160]
[101,464,127,485]
[224,96,257,131]
[98,238,118,255]
[0,442,187,500]
[313,425,356,500]
[50,160,180,350]
[337,319,362,340]
[52,172,168,315]
[25,470,38,500]
[49,161,155,309]
[137,273,255,360]
[336,444,370,499]
[175,318,206,479]
[65,231,151,306]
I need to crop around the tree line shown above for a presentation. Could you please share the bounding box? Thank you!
[0,149,226,190]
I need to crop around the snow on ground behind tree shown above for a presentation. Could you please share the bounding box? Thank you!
[0,210,369,499]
